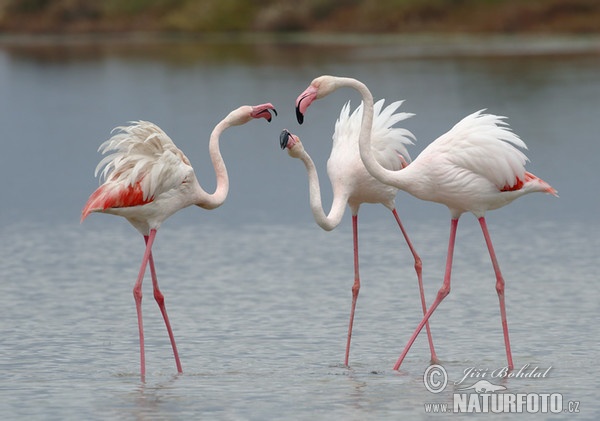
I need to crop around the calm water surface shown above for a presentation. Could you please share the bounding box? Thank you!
[0,35,598,419]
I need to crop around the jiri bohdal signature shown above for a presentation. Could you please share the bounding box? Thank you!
[455,364,552,386]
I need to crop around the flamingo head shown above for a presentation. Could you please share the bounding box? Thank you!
[295,75,337,124]
[227,103,277,126]
[280,129,304,158]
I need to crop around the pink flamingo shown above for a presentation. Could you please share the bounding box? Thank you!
[296,75,557,370]
[81,103,277,379]
[282,98,437,367]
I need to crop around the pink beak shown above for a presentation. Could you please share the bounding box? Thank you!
[251,103,277,122]
[295,85,318,124]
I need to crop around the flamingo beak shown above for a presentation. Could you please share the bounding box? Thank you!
[295,106,304,125]
[280,129,291,149]
[251,103,278,122]
[295,86,318,125]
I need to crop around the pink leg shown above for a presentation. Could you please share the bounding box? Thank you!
[344,214,361,367]
[133,229,158,381]
[392,209,437,363]
[145,235,183,374]
[478,217,514,370]
[393,218,459,370]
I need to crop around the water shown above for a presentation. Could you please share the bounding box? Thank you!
[0,35,599,419]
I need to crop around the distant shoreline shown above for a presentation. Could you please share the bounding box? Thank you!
[1,0,599,36]
[1,32,599,58]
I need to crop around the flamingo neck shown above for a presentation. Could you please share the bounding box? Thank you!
[197,119,230,209]
[340,78,412,191]
[298,149,346,231]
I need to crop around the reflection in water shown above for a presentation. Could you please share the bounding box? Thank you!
[131,374,182,421]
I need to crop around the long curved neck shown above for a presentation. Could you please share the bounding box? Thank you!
[298,150,346,231]
[196,119,230,209]
[343,78,411,190]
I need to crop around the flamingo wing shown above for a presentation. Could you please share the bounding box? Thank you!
[425,110,529,191]
[81,181,153,220]
[82,121,192,221]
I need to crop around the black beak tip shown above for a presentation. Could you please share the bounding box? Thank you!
[295,107,304,125]
[280,130,290,150]
[267,108,278,123]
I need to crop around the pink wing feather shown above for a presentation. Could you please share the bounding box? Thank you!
[81,182,153,222]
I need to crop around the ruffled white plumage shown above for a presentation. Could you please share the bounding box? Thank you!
[420,110,529,190]
[333,99,415,171]
[94,121,192,201]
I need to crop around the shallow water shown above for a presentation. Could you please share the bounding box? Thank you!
[1,219,598,419]
[0,36,599,419]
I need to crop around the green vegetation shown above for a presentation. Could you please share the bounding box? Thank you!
[0,0,599,34]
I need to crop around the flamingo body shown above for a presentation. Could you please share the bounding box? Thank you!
[282,98,438,366]
[396,110,557,217]
[81,121,206,233]
[82,104,276,380]
[383,109,558,370]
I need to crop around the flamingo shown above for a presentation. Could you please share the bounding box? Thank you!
[295,75,557,370]
[81,103,277,379]
[280,98,438,367]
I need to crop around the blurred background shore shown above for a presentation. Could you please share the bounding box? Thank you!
[0,0,599,35]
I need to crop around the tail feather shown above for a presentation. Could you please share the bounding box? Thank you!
[81,185,107,222]
[525,172,558,197]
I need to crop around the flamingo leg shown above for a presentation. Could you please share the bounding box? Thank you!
[391,209,437,363]
[133,229,158,381]
[344,214,361,367]
[478,217,514,371]
[144,235,183,374]
[393,218,459,370]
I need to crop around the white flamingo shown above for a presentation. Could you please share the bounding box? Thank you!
[81,103,277,380]
[281,98,437,367]
[296,75,557,370]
